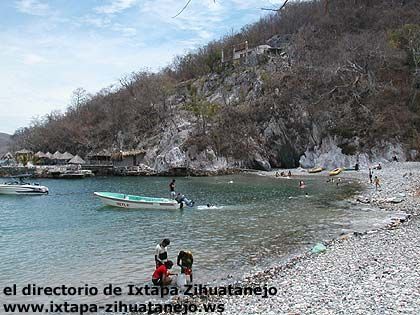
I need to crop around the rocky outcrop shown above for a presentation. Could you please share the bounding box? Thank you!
[299,137,407,169]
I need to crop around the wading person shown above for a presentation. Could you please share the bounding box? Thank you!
[169,179,176,199]
[152,260,175,286]
[177,250,194,283]
[374,176,381,190]
[155,238,170,268]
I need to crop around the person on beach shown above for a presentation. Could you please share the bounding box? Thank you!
[152,260,175,286]
[155,238,170,268]
[177,250,194,283]
[369,168,373,184]
[288,171,292,177]
[374,176,381,190]
[169,179,176,199]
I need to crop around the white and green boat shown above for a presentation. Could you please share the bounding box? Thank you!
[94,192,180,210]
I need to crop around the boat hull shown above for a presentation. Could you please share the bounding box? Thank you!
[329,168,343,176]
[0,184,49,195]
[308,167,324,173]
[94,192,180,210]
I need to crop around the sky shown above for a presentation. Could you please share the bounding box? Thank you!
[0,0,284,134]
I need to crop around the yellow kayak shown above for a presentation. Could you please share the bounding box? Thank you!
[308,167,324,173]
[329,168,343,176]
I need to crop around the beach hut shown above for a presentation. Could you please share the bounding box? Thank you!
[61,152,74,162]
[34,151,48,165]
[86,149,112,165]
[52,151,64,164]
[69,155,85,165]
[112,149,146,168]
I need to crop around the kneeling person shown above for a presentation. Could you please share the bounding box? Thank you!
[152,260,175,286]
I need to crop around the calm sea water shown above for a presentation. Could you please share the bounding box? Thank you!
[0,174,394,305]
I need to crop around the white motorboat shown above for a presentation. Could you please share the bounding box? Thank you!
[94,192,195,210]
[0,175,49,195]
[94,192,180,210]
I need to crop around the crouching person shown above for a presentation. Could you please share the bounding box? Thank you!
[152,260,175,286]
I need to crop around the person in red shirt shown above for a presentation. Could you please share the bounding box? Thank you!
[152,260,175,286]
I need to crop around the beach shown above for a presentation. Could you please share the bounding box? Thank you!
[209,162,420,314]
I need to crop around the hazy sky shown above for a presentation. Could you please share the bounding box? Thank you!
[0,0,283,134]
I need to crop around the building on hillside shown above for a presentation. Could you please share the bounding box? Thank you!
[111,149,146,168]
[86,149,112,165]
[222,38,285,64]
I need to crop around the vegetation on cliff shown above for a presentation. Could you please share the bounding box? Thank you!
[12,0,420,168]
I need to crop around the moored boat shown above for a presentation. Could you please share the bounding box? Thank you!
[329,168,343,176]
[94,192,181,210]
[0,175,49,195]
[308,167,324,173]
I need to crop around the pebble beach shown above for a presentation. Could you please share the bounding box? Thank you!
[214,162,420,314]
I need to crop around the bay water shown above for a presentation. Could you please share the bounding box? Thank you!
[0,174,394,305]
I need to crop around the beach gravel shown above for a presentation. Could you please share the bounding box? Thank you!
[216,162,420,314]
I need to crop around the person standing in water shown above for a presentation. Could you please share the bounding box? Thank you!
[169,179,176,199]
[374,176,381,190]
[155,238,170,268]
[177,250,194,283]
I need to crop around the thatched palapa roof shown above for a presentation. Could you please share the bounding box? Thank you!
[35,151,48,158]
[111,149,146,160]
[69,155,85,164]
[61,152,74,160]
[52,151,63,159]
[87,149,112,158]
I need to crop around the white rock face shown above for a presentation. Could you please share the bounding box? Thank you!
[299,137,406,169]
[154,147,186,173]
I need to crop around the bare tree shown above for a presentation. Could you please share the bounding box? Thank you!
[173,0,215,18]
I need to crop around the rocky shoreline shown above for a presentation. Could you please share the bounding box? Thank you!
[211,162,420,314]
[172,162,419,315]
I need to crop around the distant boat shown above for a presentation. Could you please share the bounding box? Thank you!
[94,192,180,210]
[308,167,324,173]
[329,168,343,176]
[0,174,49,195]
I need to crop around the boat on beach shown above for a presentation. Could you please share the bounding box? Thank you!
[0,174,49,195]
[94,192,181,210]
[329,168,343,176]
[308,167,324,173]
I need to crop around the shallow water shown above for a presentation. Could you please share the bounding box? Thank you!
[0,174,395,305]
